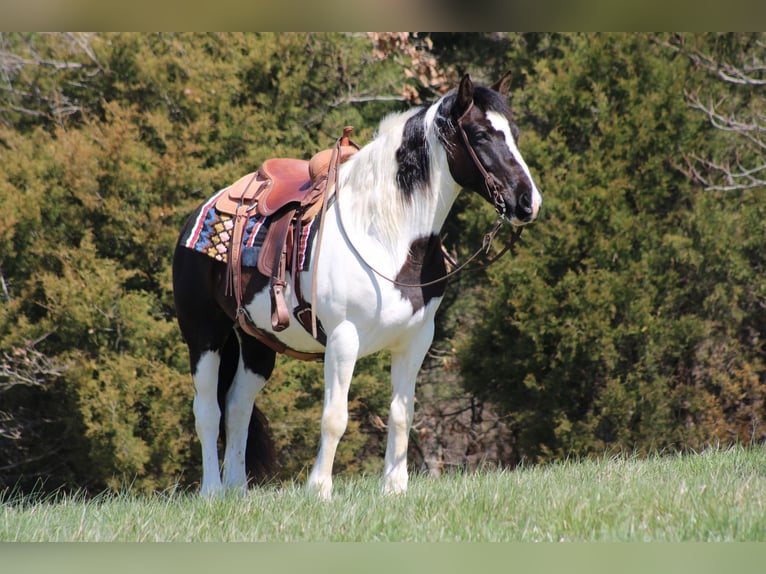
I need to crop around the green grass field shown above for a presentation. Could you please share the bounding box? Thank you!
[2,445,765,542]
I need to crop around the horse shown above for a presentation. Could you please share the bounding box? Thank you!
[172,73,542,499]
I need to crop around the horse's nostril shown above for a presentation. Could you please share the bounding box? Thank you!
[519,192,533,214]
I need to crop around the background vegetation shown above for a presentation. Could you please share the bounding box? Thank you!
[1,33,764,494]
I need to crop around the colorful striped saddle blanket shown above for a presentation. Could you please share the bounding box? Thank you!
[180,186,320,273]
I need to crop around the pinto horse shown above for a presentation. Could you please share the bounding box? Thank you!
[172,73,542,499]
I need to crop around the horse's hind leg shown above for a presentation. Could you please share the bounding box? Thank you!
[192,349,225,496]
[173,246,233,497]
[383,322,435,495]
[222,331,276,493]
[186,322,231,497]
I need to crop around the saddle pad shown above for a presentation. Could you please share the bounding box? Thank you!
[180,187,319,271]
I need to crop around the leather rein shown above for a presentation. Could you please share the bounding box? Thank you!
[327,102,523,291]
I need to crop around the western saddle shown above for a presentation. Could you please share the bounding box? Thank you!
[215,127,359,359]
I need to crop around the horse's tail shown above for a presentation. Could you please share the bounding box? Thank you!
[217,332,277,485]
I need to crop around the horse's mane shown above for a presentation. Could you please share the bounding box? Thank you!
[339,103,448,253]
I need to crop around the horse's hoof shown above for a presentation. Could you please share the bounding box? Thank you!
[199,483,224,498]
[382,474,408,496]
[307,478,333,501]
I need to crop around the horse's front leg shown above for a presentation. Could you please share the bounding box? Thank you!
[383,322,435,495]
[307,321,360,500]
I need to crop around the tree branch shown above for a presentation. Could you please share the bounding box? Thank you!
[661,34,766,191]
[0,334,64,394]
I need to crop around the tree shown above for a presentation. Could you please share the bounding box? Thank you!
[453,33,766,463]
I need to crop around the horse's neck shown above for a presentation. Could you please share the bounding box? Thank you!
[337,120,459,263]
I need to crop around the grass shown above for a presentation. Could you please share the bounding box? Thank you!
[2,445,766,542]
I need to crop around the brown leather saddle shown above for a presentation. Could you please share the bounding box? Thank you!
[216,158,312,219]
[215,128,358,359]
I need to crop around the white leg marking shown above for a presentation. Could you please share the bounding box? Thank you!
[193,351,223,497]
[222,347,267,494]
[383,323,435,495]
[307,322,359,500]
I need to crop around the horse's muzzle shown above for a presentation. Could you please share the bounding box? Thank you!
[508,187,542,226]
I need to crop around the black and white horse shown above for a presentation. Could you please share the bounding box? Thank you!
[172,73,542,499]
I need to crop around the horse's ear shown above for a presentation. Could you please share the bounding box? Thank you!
[456,73,474,116]
[490,71,512,97]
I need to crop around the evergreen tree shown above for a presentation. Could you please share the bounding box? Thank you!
[454,33,765,462]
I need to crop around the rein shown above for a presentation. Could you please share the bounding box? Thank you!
[323,119,522,291]
[338,206,521,289]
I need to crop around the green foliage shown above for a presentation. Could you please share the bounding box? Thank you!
[454,33,766,462]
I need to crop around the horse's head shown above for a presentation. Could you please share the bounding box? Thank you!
[436,73,542,226]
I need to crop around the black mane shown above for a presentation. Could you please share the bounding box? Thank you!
[395,107,430,201]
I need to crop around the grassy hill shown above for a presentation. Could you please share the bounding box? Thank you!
[3,445,764,542]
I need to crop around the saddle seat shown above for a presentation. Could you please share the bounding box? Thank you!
[215,158,311,218]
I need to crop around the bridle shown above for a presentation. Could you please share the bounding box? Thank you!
[456,99,509,219]
[321,106,524,293]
